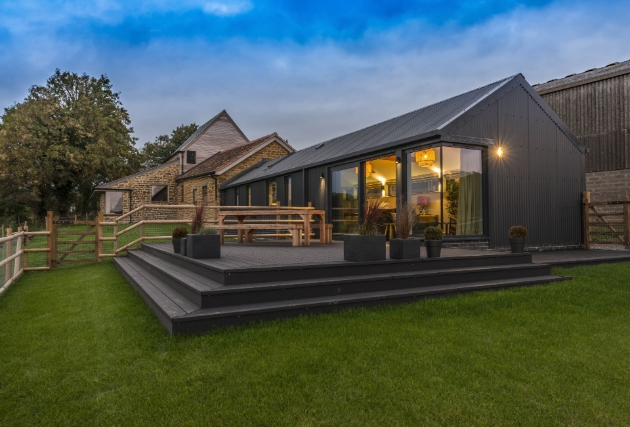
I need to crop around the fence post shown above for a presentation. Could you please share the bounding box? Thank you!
[624,195,630,250]
[23,225,29,269]
[5,228,12,284]
[51,215,59,268]
[140,207,145,245]
[14,230,22,276]
[96,211,103,262]
[582,191,591,250]
[46,211,53,268]
[113,217,119,255]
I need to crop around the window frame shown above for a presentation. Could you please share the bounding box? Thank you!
[186,151,196,164]
[150,184,169,203]
[105,191,124,215]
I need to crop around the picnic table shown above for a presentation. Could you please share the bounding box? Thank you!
[217,208,328,246]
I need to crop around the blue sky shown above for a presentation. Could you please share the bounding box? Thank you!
[1,0,629,149]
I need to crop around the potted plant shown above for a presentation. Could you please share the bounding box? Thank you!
[172,227,188,255]
[423,226,443,258]
[390,199,420,260]
[186,205,221,259]
[344,199,387,262]
[508,225,528,253]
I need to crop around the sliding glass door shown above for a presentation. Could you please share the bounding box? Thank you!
[407,146,483,236]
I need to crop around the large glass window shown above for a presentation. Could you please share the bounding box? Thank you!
[267,181,277,206]
[284,176,292,206]
[407,146,483,236]
[332,166,359,236]
[105,191,123,215]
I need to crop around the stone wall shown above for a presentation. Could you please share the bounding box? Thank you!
[586,170,630,202]
[99,162,180,219]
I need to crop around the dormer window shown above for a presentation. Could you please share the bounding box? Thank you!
[187,151,196,164]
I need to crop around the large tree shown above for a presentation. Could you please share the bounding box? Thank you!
[140,123,197,168]
[0,70,139,217]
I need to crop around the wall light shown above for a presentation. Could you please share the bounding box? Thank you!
[320,173,325,180]
[497,147,504,158]
[395,156,401,164]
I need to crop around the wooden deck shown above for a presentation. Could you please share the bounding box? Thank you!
[113,242,629,335]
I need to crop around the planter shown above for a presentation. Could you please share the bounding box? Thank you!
[389,238,422,260]
[172,238,187,255]
[424,240,443,258]
[187,234,220,259]
[344,234,386,262]
[509,237,526,254]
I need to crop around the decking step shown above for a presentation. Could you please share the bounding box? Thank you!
[172,275,570,334]
[114,257,200,333]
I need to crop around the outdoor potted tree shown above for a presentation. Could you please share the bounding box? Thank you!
[424,226,443,258]
[508,225,528,253]
[186,205,221,259]
[172,227,188,255]
[390,199,420,260]
[344,199,387,262]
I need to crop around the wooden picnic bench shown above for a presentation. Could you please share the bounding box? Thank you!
[217,208,329,246]
[215,223,304,246]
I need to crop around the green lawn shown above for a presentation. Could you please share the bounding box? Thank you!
[1,261,630,426]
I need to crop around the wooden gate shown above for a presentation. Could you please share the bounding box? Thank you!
[583,192,630,250]
[52,218,98,266]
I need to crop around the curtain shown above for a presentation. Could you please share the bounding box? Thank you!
[457,150,483,235]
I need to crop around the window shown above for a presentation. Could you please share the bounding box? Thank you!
[187,151,196,164]
[284,176,292,206]
[267,181,277,206]
[193,187,198,204]
[247,186,252,206]
[407,146,483,236]
[331,167,359,236]
[151,185,168,202]
[201,185,208,205]
[105,191,123,215]
[235,188,240,206]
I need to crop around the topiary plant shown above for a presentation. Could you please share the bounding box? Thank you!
[172,227,188,239]
[423,226,443,241]
[198,227,218,235]
[508,225,528,239]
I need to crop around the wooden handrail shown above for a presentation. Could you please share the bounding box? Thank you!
[0,232,23,244]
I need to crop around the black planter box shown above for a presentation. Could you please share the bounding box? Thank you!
[424,240,443,258]
[172,238,187,255]
[390,238,422,260]
[187,234,220,259]
[509,237,526,253]
[344,234,386,262]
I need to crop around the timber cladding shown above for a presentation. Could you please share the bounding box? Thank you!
[537,73,630,173]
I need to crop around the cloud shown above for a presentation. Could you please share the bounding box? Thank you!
[0,0,629,149]
[200,1,253,16]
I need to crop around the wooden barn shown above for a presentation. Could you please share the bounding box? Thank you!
[533,59,630,202]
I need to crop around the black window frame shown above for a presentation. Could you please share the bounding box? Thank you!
[187,150,197,164]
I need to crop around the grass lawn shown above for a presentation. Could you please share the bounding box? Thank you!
[1,261,630,426]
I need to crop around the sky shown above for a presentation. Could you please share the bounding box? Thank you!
[1,0,629,149]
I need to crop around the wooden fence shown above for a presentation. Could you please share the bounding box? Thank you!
[0,213,52,296]
[582,192,630,250]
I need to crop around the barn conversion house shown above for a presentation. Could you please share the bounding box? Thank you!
[221,74,587,250]
[93,110,294,218]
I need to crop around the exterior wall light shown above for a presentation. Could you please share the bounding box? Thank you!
[320,173,325,180]
[497,147,504,158]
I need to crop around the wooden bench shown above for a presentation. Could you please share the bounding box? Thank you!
[216,224,304,246]
[310,223,333,243]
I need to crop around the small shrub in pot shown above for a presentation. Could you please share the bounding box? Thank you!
[390,199,421,260]
[508,225,528,253]
[187,206,221,259]
[423,226,443,258]
[344,199,387,262]
[172,227,188,255]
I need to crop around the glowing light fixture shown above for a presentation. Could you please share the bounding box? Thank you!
[497,147,503,158]
[415,148,435,167]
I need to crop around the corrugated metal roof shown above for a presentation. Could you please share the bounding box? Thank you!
[533,59,630,94]
[224,75,515,187]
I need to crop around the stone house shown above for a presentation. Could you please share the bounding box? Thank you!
[93,110,294,218]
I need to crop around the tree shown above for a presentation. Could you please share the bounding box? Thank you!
[140,123,197,168]
[0,70,139,217]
